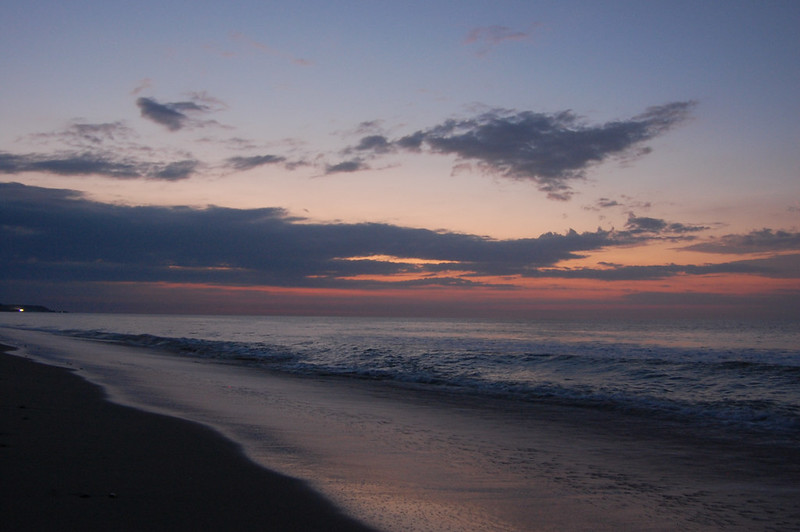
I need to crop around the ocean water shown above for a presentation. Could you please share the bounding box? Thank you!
[3,313,798,447]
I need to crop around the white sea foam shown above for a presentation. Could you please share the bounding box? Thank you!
[2,313,799,441]
[2,316,799,531]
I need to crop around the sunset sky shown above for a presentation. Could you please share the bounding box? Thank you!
[2,1,799,318]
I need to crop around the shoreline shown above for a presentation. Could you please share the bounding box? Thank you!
[0,345,376,532]
[2,330,799,531]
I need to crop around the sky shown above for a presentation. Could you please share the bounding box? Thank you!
[1,0,799,318]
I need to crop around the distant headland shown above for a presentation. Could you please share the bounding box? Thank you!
[0,304,63,313]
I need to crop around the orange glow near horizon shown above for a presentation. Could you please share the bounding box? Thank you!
[120,271,800,299]
[166,264,251,272]
[338,255,461,265]
[89,269,799,318]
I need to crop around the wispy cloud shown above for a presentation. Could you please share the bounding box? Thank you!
[26,121,135,147]
[225,154,287,171]
[149,159,199,180]
[131,78,153,96]
[583,195,653,212]
[682,229,800,254]
[325,159,369,174]
[4,116,291,180]
[524,256,800,281]
[229,32,313,66]
[623,213,708,236]
[4,92,694,197]
[464,24,539,56]
[592,197,622,209]
[136,95,224,131]
[2,118,201,180]
[345,102,695,199]
[0,151,137,179]
[0,151,199,181]
[346,135,393,154]
[136,97,200,131]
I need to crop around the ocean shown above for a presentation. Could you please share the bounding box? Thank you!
[2,313,799,530]
[2,313,798,445]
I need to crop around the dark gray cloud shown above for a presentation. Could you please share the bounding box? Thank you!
[583,196,652,212]
[9,97,694,195]
[682,229,800,254]
[0,151,199,181]
[150,159,200,180]
[0,151,139,178]
[737,253,800,278]
[136,97,191,131]
[0,182,84,204]
[353,120,384,134]
[225,154,287,171]
[3,182,797,318]
[524,254,800,281]
[136,96,214,131]
[623,213,708,236]
[326,159,368,174]
[5,183,793,295]
[1,182,619,288]
[350,135,392,154]
[594,198,621,209]
[347,102,695,199]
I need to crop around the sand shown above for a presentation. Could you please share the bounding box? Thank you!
[0,345,376,532]
[2,330,799,531]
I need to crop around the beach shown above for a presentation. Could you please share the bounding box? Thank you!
[1,345,375,531]
[2,326,799,531]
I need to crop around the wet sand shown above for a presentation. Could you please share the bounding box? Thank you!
[0,346,375,532]
[2,330,799,531]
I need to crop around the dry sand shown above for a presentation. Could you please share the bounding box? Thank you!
[1,345,376,532]
[2,330,799,532]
